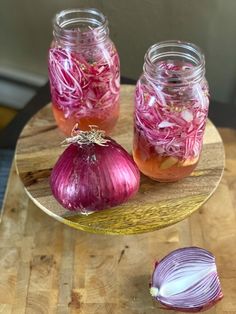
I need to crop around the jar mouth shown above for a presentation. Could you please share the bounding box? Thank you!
[53,8,108,45]
[144,40,205,85]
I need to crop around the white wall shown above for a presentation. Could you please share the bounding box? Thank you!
[1,0,236,104]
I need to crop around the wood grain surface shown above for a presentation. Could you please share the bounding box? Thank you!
[0,127,235,313]
[14,85,224,235]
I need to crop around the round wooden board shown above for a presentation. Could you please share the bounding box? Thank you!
[15,85,225,235]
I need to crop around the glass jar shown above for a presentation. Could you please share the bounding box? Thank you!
[133,40,209,182]
[48,8,120,135]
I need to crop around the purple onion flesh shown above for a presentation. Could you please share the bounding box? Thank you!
[150,247,223,312]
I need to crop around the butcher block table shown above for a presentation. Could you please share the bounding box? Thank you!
[1,94,236,312]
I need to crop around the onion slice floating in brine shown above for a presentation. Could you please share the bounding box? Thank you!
[150,247,223,312]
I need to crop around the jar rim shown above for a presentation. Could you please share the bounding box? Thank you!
[52,8,109,46]
[144,40,205,85]
[53,8,108,32]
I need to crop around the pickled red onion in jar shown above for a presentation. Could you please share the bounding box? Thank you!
[48,8,120,135]
[133,41,209,182]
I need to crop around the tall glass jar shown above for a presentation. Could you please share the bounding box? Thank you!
[133,40,209,182]
[48,8,120,135]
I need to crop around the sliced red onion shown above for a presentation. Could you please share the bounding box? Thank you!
[50,128,140,214]
[150,247,223,312]
[181,109,194,122]
[135,61,209,160]
[48,42,120,119]
[158,121,176,128]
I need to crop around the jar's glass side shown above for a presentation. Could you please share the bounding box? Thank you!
[133,41,209,182]
[48,8,120,135]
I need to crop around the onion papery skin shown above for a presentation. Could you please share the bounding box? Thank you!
[150,247,223,312]
[50,138,140,214]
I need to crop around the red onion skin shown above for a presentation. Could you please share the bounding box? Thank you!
[156,298,224,313]
[157,299,223,313]
[50,138,140,213]
[150,247,223,313]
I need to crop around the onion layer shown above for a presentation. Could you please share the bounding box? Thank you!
[50,127,140,214]
[150,247,223,312]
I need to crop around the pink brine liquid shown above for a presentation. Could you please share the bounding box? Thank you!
[133,60,209,182]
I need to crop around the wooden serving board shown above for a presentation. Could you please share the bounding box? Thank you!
[1,126,236,313]
[15,85,224,235]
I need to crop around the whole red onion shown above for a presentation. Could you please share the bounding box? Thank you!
[50,127,140,214]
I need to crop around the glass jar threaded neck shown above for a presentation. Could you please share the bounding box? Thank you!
[143,40,205,86]
[53,8,109,47]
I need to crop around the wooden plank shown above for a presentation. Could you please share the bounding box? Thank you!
[0,125,235,314]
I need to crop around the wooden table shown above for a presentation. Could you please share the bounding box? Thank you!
[0,127,235,314]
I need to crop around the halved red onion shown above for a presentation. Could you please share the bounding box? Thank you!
[150,247,223,312]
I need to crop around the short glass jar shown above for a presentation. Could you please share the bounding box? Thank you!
[133,40,209,182]
[48,8,120,135]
